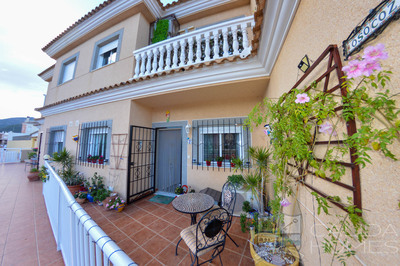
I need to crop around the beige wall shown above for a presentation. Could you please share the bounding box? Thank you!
[45,13,149,106]
[7,140,33,149]
[41,100,132,198]
[266,0,400,265]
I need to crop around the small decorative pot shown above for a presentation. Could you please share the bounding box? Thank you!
[92,159,98,164]
[87,193,94,202]
[217,161,223,167]
[68,185,81,195]
[116,204,125,212]
[27,172,40,182]
[230,162,235,167]
[206,161,211,166]
[98,159,104,164]
[76,198,86,204]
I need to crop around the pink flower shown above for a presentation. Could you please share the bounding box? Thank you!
[363,43,388,61]
[106,203,109,208]
[342,60,364,78]
[319,122,337,136]
[280,198,291,207]
[361,58,382,76]
[295,93,310,104]
[263,129,269,136]
[116,203,119,207]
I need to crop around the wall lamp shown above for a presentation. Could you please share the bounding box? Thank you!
[298,55,310,73]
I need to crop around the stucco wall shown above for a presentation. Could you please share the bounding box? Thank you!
[7,140,33,149]
[266,0,400,265]
[41,100,132,199]
[45,13,149,106]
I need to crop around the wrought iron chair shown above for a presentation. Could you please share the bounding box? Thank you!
[180,207,230,266]
[220,181,239,247]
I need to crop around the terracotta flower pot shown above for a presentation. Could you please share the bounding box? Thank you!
[68,185,81,195]
[76,198,86,204]
[27,172,40,182]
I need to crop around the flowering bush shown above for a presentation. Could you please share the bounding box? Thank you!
[246,43,399,263]
[106,196,125,210]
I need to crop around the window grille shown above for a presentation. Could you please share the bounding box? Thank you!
[192,117,251,171]
[77,120,112,166]
[46,126,67,156]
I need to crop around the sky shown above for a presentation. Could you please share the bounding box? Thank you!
[0,0,175,120]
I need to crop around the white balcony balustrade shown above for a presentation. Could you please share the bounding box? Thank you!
[133,16,254,79]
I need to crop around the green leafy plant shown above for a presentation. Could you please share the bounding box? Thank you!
[105,196,125,210]
[242,200,252,213]
[245,44,399,264]
[30,167,39,173]
[215,156,224,162]
[227,174,245,188]
[92,188,110,202]
[74,191,87,199]
[39,166,49,182]
[175,185,184,195]
[52,148,82,186]
[152,19,169,44]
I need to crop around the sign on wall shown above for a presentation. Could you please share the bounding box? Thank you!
[343,0,400,59]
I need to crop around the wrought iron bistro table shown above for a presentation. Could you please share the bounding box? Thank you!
[172,193,215,255]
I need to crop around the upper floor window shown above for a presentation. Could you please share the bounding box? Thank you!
[192,117,251,168]
[47,126,67,155]
[77,120,112,164]
[91,29,123,71]
[58,53,79,85]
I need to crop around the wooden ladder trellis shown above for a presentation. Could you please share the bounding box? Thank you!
[288,44,362,213]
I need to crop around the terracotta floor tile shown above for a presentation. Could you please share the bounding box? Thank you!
[108,229,128,243]
[142,236,170,256]
[128,247,153,265]
[155,243,187,265]
[130,228,155,246]
[209,248,242,266]
[173,215,192,229]
[146,258,164,265]
[147,218,167,232]
[115,238,138,255]
[158,224,181,242]
[240,255,254,265]
[119,220,143,236]
[136,213,159,226]
[38,247,63,265]
[224,233,248,254]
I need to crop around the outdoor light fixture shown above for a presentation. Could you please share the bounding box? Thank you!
[297,55,310,73]
[185,123,191,134]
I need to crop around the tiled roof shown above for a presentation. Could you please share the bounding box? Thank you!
[42,0,116,52]
[37,0,265,112]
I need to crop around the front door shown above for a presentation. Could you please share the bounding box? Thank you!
[156,129,182,193]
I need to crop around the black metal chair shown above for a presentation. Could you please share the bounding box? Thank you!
[180,207,230,266]
[220,181,239,247]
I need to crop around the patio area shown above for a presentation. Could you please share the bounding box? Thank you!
[0,163,253,265]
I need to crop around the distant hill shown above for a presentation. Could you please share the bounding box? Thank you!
[0,117,32,133]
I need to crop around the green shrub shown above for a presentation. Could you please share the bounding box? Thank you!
[152,19,169,44]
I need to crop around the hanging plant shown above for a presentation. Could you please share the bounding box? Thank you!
[152,19,170,44]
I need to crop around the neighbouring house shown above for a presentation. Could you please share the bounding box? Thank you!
[36,0,399,265]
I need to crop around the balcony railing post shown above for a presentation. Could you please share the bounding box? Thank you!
[158,46,165,72]
[188,37,194,64]
[132,16,254,79]
[179,39,186,67]
[204,32,211,61]
[195,36,202,64]
[172,41,179,68]
[145,50,153,75]
[140,52,147,76]
[222,27,229,57]
[134,54,141,78]
[213,30,220,59]
[232,25,239,55]
[152,48,159,74]
[165,44,172,70]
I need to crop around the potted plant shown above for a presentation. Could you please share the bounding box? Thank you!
[175,185,184,195]
[216,156,224,167]
[91,155,98,164]
[92,188,110,205]
[52,148,83,195]
[105,196,125,212]
[39,166,49,182]
[205,159,211,166]
[230,155,236,167]
[87,154,92,163]
[227,174,245,189]
[74,191,87,204]
[98,155,104,164]
[27,168,40,182]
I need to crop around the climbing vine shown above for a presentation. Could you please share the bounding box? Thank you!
[245,44,399,264]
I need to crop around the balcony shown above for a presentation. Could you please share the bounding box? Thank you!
[132,16,255,80]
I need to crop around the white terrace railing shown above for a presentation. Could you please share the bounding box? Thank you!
[0,148,22,163]
[43,161,136,266]
[133,16,254,79]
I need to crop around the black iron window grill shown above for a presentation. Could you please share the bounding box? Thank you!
[192,117,251,171]
[46,125,66,156]
[77,120,112,167]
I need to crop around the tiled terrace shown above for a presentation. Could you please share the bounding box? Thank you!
[0,163,253,265]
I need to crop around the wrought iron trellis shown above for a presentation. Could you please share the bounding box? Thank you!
[287,45,362,213]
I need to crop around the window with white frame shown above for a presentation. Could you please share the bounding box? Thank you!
[58,52,79,85]
[192,117,251,167]
[91,29,123,71]
[47,126,67,155]
[78,120,112,162]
